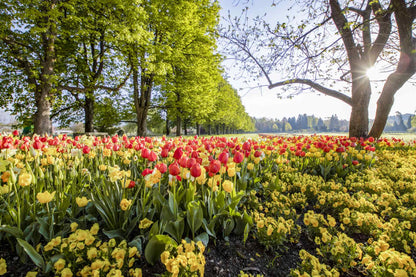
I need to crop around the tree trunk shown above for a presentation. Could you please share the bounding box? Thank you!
[176,116,182,136]
[133,67,153,137]
[34,9,56,135]
[34,89,52,135]
[166,118,170,136]
[196,123,200,136]
[184,120,188,135]
[348,75,371,138]
[208,124,211,135]
[369,71,414,138]
[84,95,94,133]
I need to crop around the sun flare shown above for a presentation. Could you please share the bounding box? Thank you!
[366,66,380,80]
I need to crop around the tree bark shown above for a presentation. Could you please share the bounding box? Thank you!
[349,74,371,138]
[176,116,182,136]
[84,94,94,133]
[133,67,153,137]
[34,89,52,135]
[166,118,170,136]
[34,4,56,135]
[196,123,200,136]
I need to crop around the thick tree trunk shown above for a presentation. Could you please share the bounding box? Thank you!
[184,120,188,135]
[84,95,94,133]
[208,124,211,135]
[369,71,414,138]
[133,67,153,137]
[34,89,52,135]
[176,116,182,136]
[166,118,170,136]
[348,75,371,138]
[196,123,200,136]
[34,8,56,136]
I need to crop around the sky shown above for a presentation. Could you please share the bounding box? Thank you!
[217,0,416,120]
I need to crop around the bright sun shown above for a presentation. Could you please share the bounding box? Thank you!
[366,66,380,80]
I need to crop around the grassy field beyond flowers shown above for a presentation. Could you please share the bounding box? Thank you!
[1,133,416,276]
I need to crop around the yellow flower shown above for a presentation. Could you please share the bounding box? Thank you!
[61,268,73,277]
[247,163,254,170]
[222,180,233,193]
[1,172,10,183]
[139,218,153,229]
[18,172,32,187]
[87,247,98,260]
[70,222,78,232]
[129,268,142,277]
[267,225,274,236]
[394,269,409,277]
[0,185,9,195]
[90,223,99,235]
[129,247,138,258]
[0,258,7,275]
[54,258,65,271]
[36,191,56,204]
[227,166,235,177]
[76,196,89,207]
[25,272,38,277]
[120,198,132,211]
[99,164,107,171]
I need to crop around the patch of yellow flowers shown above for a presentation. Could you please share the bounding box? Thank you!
[160,240,206,277]
[33,223,142,277]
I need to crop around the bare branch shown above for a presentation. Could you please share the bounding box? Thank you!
[268,78,352,106]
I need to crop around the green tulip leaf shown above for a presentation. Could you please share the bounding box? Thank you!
[145,234,177,265]
[17,238,45,270]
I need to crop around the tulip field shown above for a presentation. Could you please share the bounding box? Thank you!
[1,133,416,276]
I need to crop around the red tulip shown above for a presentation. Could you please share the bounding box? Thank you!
[142,168,153,176]
[233,151,244,163]
[148,151,158,162]
[173,148,183,160]
[218,152,229,165]
[82,145,90,154]
[12,130,19,136]
[161,148,169,158]
[128,181,136,188]
[169,163,180,176]
[141,149,150,159]
[208,160,221,174]
[186,158,197,169]
[156,163,167,174]
[190,163,201,178]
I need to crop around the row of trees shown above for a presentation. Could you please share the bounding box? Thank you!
[255,112,416,134]
[255,114,349,133]
[0,0,254,136]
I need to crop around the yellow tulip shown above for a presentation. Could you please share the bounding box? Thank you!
[18,172,32,187]
[75,196,89,207]
[36,191,55,204]
[120,199,132,211]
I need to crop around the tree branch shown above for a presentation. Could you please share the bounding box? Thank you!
[268,78,352,106]
[330,0,361,70]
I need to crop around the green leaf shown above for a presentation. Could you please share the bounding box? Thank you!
[0,225,23,239]
[0,159,10,171]
[164,217,185,243]
[195,232,209,246]
[103,229,125,240]
[144,235,177,265]
[17,238,45,270]
[243,223,250,244]
[186,201,203,238]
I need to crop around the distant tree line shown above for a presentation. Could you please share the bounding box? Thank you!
[254,114,349,133]
[255,113,416,134]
